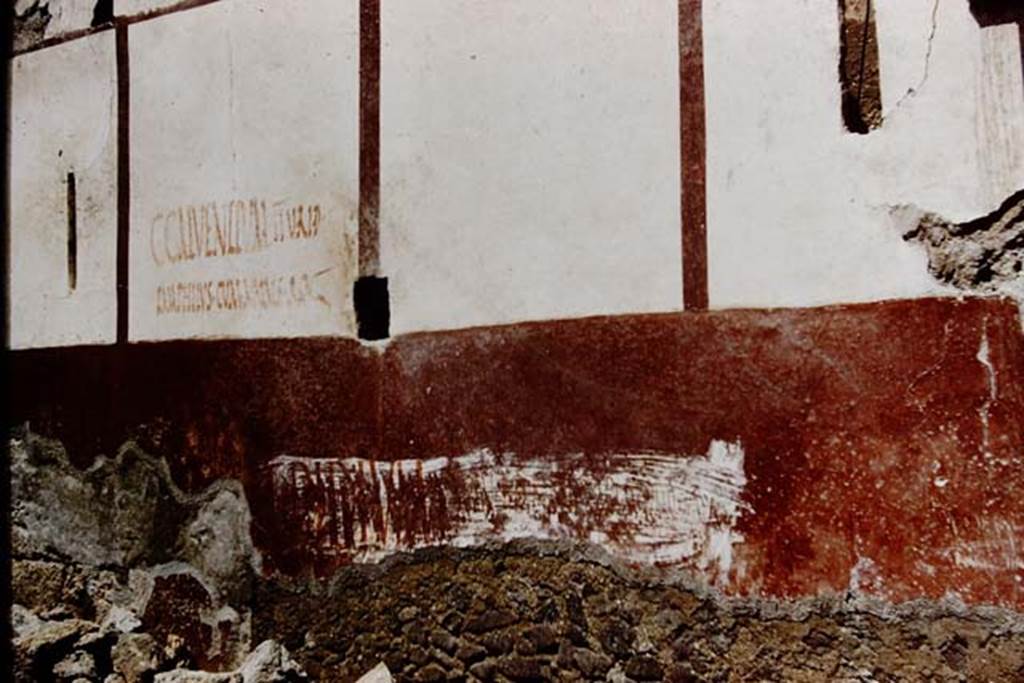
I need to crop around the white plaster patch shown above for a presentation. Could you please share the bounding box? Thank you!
[976,322,998,459]
[267,441,749,582]
[9,31,118,349]
[128,0,359,341]
[380,0,682,334]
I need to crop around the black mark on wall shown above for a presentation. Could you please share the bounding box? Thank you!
[116,23,129,343]
[66,171,77,291]
[92,0,113,26]
[354,276,389,341]
[839,0,883,134]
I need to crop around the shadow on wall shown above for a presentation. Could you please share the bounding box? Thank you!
[969,0,1024,89]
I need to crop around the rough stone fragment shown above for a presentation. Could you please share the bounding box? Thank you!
[901,188,1024,298]
[623,655,662,681]
[414,663,446,682]
[237,640,307,682]
[520,624,559,654]
[12,604,44,639]
[154,671,242,683]
[111,632,163,683]
[15,618,98,659]
[356,662,394,683]
[181,489,259,603]
[103,605,143,634]
[573,648,613,678]
[10,431,258,603]
[497,656,548,682]
[429,629,459,654]
[454,642,487,664]
[467,660,495,682]
[12,560,67,612]
[465,609,518,634]
[53,650,97,679]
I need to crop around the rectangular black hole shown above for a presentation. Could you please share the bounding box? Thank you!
[354,276,390,340]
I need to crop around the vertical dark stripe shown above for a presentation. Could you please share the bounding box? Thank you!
[66,171,77,291]
[679,0,708,310]
[359,0,381,277]
[116,23,130,343]
[1019,24,1024,101]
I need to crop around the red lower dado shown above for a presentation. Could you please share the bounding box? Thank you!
[9,297,1024,608]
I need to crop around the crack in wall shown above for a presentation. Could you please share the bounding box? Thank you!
[891,0,942,114]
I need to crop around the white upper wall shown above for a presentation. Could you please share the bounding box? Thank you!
[9,32,118,349]
[9,0,1022,347]
[128,0,360,341]
[380,0,683,334]
[705,0,1024,310]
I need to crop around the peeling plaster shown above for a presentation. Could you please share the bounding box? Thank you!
[898,188,1024,302]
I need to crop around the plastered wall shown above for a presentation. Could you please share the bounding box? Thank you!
[8,0,1024,347]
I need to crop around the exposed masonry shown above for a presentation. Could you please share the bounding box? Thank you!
[11,0,111,52]
[11,428,1024,681]
[10,428,262,675]
[12,0,53,53]
[900,188,1024,298]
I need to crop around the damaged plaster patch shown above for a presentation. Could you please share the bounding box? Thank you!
[9,427,262,670]
[12,0,104,51]
[267,440,749,580]
[10,427,260,596]
[897,187,1024,299]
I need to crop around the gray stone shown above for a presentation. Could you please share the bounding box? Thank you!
[181,488,259,602]
[11,603,43,639]
[356,662,394,683]
[111,632,162,683]
[237,640,307,682]
[154,672,242,683]
[14,618,97,659]
[102,605,142,634]
[53,650,97,679]
[573,648,613,678]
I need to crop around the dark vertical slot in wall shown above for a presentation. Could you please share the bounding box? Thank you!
[839,0,883,134]
[116,23,130,343]
[679,0,709,310]
[359,0,381,278]
[66,172,77,291]
[356,0,389,339]
[2,3,13,673]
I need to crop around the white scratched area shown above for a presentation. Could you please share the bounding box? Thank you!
[268,441,748,583]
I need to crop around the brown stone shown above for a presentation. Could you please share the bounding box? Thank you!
[465,610,518,635]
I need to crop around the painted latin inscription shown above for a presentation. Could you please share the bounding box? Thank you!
[149,199,336,317]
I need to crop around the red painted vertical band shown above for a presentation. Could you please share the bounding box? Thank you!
[115,22,130,343]
[359,0,381,277]
[679,0,708,310]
